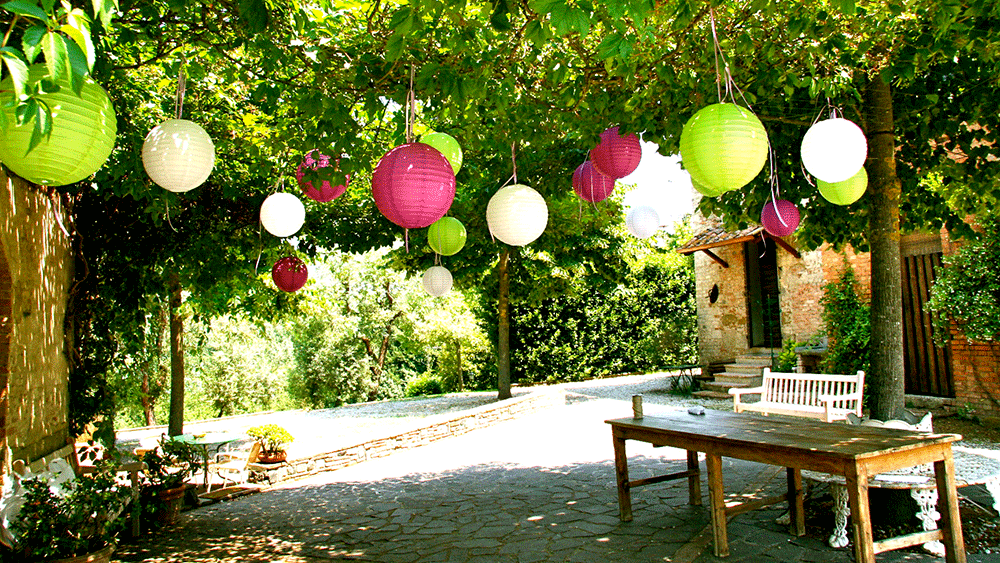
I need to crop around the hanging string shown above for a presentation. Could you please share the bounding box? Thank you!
[406,65,416,144]
[165,199,177,232]
[511,142,518,184]
[173,54,186,120]
[708,8,756,111]
[254,222,263,275]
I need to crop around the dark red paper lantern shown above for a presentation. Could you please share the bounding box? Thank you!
[760,199,800,237]
[272,256,308,292]
[371,143,456,229]
[296,150,348,203]
[590,126,642,179]
[572,161,616,203]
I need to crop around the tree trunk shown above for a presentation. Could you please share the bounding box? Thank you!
[864,76,905,421]
[497,248,511,400]
[168,273,185,436]
[456,339,464,392]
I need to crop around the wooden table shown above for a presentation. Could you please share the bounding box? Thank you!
[607,410,965,563]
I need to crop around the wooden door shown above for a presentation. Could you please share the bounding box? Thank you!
[901,242,954,397]
[746,239,782,349]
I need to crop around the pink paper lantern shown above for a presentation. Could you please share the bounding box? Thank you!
[760,199,800,237]
[372,143,456,229]
[296,150,348,202]
[572,161,616,203]
[272,256,308,292]
[590,126,642,179]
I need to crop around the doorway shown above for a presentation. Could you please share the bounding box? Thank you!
[746,238,782,349]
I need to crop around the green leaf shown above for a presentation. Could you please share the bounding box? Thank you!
[489,0,512,31]
[597,33,632,61]
[238,0,269,34]
[63,35,88,94]
[1,0,49,20]
[386,32,405,62]
[91,0,117,29]
[0,47,29,99]
[41,31,70,84]
[63,9,95,71]
[40,0,54,12]
[21,24,45,63]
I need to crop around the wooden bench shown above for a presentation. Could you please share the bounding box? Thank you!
[728,368,865,422]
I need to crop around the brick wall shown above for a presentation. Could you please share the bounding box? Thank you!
[0,170,73,466]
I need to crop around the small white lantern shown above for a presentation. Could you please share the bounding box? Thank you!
[422,265,453,297]
[142,119,216,192]
[626,206,660,238]
[486,184,548,246]
[800,117,867,184]
[260,192,306,238]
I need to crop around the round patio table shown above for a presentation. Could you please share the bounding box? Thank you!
[172,432,242,488]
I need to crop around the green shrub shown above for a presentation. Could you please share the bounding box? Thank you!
[819,267,871,376]
[405,373,445,397]
[772,340,800,373]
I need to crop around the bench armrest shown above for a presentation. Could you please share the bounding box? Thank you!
[729,386,764,397]
[818,392,862,422]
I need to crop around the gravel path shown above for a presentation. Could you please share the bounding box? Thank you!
[116,372,722,458]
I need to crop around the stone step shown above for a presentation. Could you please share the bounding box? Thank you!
[733,356,775,367]
[713,372,762,386]
[699,380,755,394]
[692,390,733,400]
[724,363,768,375]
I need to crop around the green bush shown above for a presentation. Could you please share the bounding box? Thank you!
[772,340,800,373]
[819,267,871,376]
[405,373,445,397]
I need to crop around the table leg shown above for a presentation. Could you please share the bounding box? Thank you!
[787,467,804,536]
[934,453,967,563]
[687,450,702,506]
[828,483,850,549]
[706,453,729,557]
[201,446,210,488]
[911,487,944,556]
[612,429,633,522]
[845,465,874,563]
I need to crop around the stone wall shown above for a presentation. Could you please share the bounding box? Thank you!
[249,389,566,485]
[0,169,73,466]
[693,244,749,364]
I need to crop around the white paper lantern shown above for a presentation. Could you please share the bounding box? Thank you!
[626,206,660,238]
[142,119,216,192]
[260,192,306,238]
[422,266,453,297]
[800,117,867,184]
[486,184,548,246]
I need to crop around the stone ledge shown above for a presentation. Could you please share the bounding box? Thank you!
[249,389,565,486]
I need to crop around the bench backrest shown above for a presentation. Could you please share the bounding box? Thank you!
[761,368,865,413]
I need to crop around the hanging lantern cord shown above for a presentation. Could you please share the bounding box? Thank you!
[406,65,416,144]
[254,223,263,276]
[173,54,186,120]
[511,142,518,184]
[708,8,755,111]
[164,199,177,232]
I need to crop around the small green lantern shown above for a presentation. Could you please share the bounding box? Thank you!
[680,103,768,194]
[421,132,463,175]
[0,66,117,186]
[817,167,867,206]
[427,216,467,256]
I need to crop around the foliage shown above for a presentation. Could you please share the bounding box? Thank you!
[819,267,871,377]
[140,436,201,492]
[772,340,800,373]
[404,373,445,397]
[511,250,697,384]
[1,459,129,561]
[927,216,1000,344]
[246,424,293,455]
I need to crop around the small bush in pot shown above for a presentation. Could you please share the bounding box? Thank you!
[246,425,294,463]
[138,436,202,527]
[0,458,130,561]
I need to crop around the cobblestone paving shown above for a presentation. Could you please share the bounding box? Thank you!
[114,375,996,562]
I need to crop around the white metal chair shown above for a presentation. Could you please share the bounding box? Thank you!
[208,441,261,493]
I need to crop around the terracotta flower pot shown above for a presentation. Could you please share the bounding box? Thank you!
[257,451,287,464]
[155,485,187,526]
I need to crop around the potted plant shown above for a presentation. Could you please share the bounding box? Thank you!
[139,435,202,526]
[0,458,130,562]
[246,424,294,463]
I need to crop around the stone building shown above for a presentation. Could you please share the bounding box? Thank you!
[679,212,1000,418]
[0,168,74,470]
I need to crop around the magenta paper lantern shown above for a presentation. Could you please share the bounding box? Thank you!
[296,150,348,202]
[272,256,308,292]
[371,143,456,229]
[572,161,616,203]
[760,199,800,237]
[590,126,642,179]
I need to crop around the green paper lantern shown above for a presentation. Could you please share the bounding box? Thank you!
[817,167,868,205]
[680,103,768,194]
[421,132,463,175]
[427,216,467,256]
[0,66,117,186]
[691,175,727,198]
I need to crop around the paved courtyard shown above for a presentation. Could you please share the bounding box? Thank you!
[112,378,1000,562]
